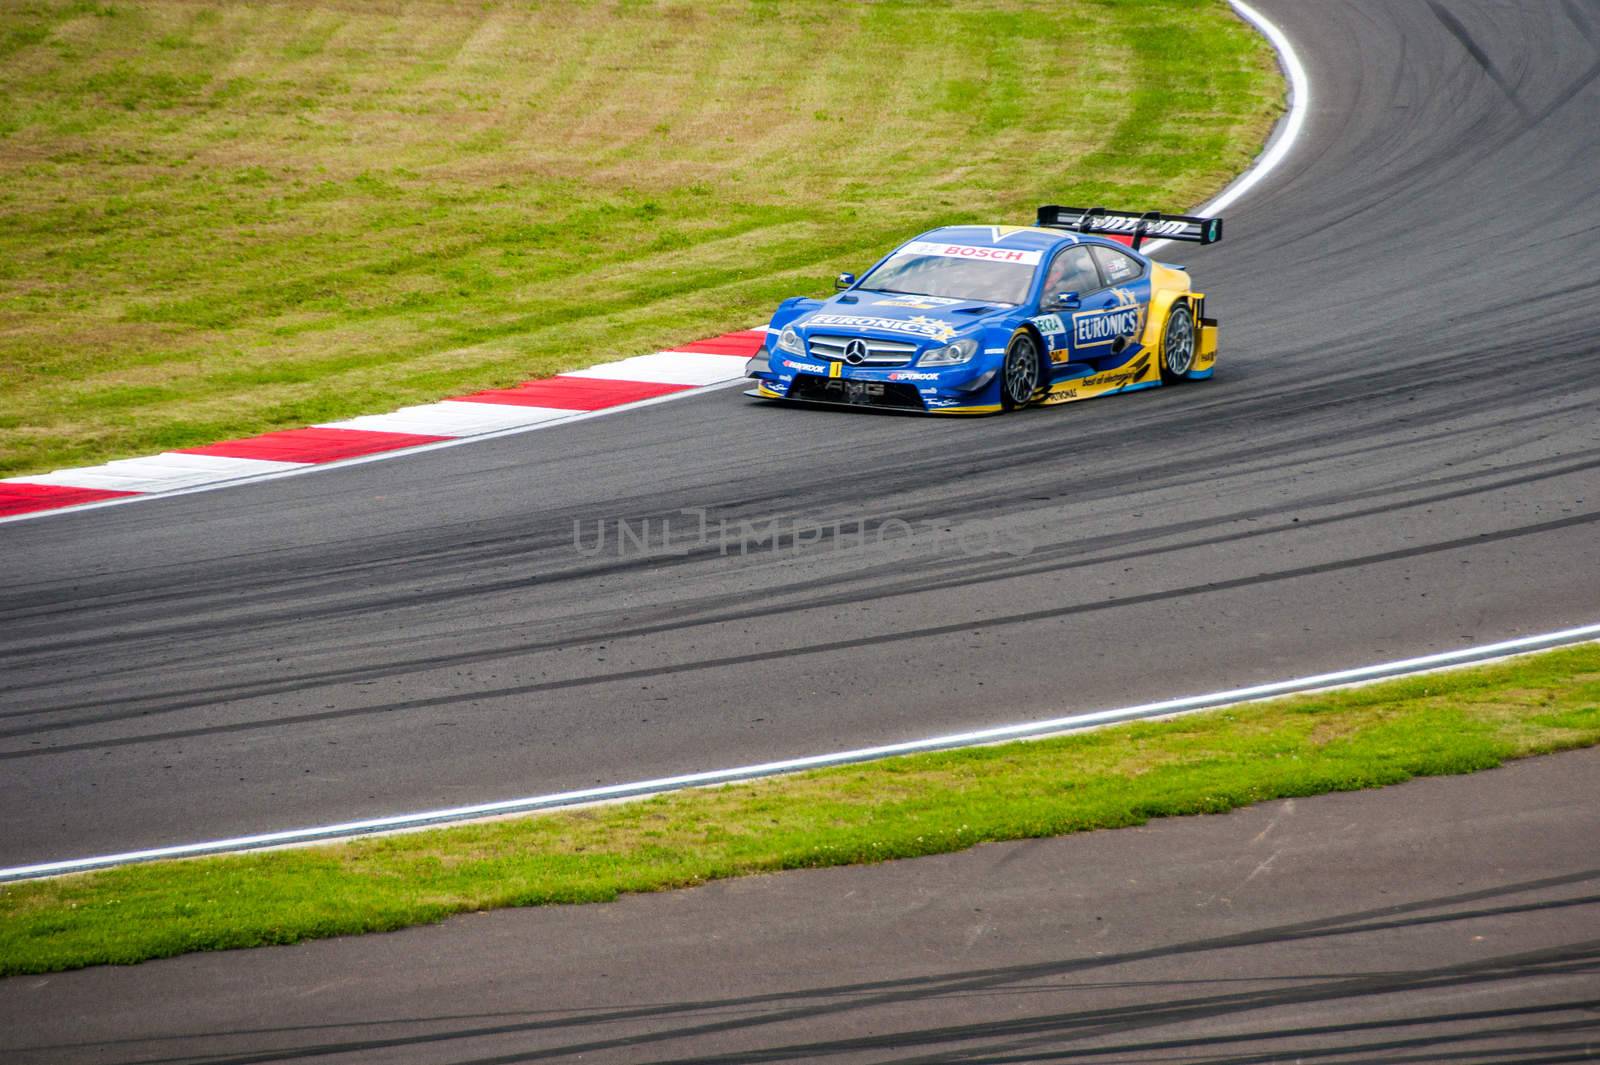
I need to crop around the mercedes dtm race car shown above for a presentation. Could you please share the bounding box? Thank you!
[745,206,1222,414]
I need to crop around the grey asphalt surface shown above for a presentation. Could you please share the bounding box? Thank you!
[5,741,1597,1064]
[2,0,1598,874]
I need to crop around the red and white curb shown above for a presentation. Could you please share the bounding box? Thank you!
[0,330,765,523]
[0,1,1305,530]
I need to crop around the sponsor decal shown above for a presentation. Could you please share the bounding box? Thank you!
[1087,216,1191,237]
[1084,355,1154,390]
[781,359,828,374]
[901,241,1043,266]
[1072,306,1143,348]
[888,370,941,382]
[806,313,958,342]
[1104,256,1137,281]
[874,295,962,309]
[1032,314,1065,335]
[1043,355,1155,403]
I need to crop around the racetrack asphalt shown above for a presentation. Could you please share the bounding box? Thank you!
[1,0,1598,876]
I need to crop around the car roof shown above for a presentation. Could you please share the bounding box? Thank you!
[915,224,1081,256]
[911,224,1147,260]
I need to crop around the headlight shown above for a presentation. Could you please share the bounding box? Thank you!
[920,338,978,366]
[777,326,804,355]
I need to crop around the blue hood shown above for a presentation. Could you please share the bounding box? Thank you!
[795,292,1010,346]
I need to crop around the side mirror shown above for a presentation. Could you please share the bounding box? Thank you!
[1049,290,1081,310]
[835,272,856,291]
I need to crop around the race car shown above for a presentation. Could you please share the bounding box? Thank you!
[745,206,1221,414]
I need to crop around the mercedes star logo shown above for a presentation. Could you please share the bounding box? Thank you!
[843,339,869,365]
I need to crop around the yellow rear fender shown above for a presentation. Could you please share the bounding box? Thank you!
[1141,263,1196,350]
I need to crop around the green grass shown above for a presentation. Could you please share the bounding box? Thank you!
[0,0,1281,476]
[3,644,1598,976]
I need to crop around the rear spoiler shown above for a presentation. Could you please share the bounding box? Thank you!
[1035,205,1223,251]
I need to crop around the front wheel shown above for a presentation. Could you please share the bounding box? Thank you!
[1159,302,1196,384]
[1000,332,1042,411]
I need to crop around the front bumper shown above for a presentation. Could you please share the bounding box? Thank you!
[745,348,1001,414]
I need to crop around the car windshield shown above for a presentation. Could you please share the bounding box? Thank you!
[857,241,1038,305]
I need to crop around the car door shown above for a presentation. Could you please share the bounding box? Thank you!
[1067,244,1152,366]
[1033,244,1152,368]
[1033,245,1099,366]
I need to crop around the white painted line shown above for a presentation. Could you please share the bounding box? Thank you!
[316,400,576,437]
[152,453,311,480]
[1205,1,1310,216]
[1144,0,1310,257]
[3,461,193,493]
[2,468,161,492]
[563,351,748,387]
[1,453,310,493]
[5,621,1596,883]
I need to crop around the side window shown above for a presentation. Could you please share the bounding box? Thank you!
[1090,245,1144,286]
[1043,246,1101,298]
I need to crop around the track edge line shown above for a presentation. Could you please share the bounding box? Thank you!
[5,622,1596,883]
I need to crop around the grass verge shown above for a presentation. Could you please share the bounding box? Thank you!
[3,644,1598,976]
[0,0,1281,476]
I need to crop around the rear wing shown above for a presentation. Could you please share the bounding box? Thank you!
[1035,205,1223,251]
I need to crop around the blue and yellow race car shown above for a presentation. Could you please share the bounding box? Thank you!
[745,206,1222,414]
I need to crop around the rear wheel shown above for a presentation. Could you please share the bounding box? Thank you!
[1159,302,1196,384]
[1001,332,1041,411]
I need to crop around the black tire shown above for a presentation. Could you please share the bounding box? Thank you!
[1000,331,1042,411]
[1159,302,1196,384]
